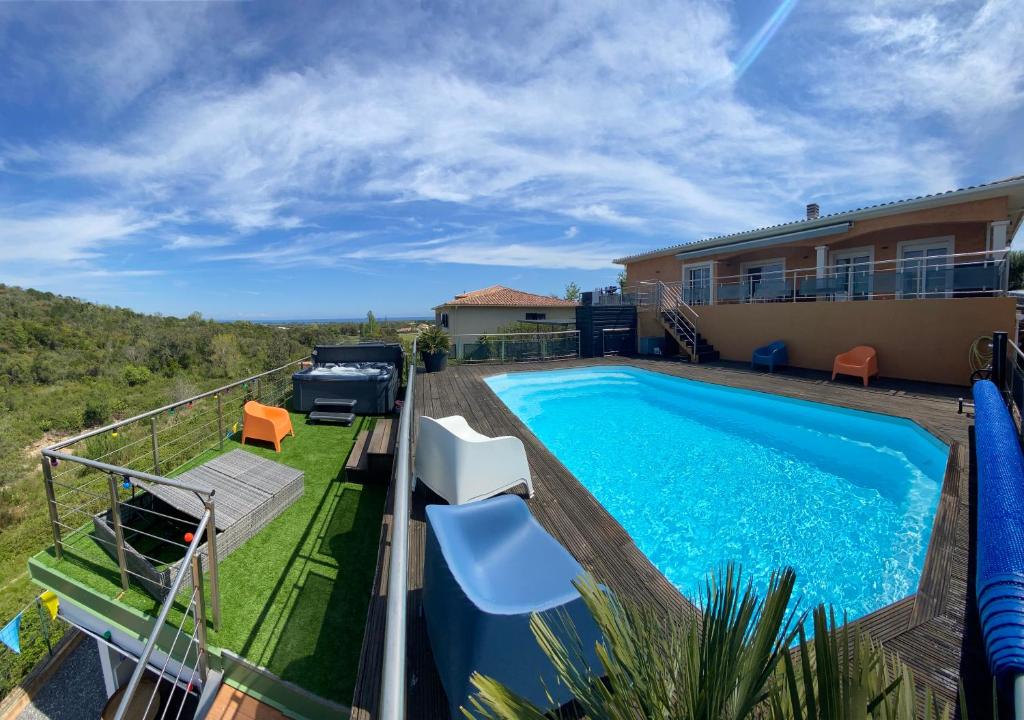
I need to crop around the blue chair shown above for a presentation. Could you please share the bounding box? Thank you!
[751,340,788,373]
[424,495,603,717]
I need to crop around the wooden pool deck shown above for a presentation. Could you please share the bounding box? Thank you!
[350,357,988,719]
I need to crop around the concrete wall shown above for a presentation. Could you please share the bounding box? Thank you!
[640,296,1016,386]
[436,305,577,336]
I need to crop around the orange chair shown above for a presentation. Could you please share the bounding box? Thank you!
[241,401,294,452]
[832,345,879,387]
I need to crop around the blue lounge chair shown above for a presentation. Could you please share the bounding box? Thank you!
[423,495,603,717]
[751,340,788,373]
[973,380,1024,683]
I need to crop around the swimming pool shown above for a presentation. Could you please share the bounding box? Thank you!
[485,366,947,621]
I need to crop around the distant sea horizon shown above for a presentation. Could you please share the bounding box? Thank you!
[243,316,433,325]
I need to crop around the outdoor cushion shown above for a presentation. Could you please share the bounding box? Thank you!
[423,495,602,717]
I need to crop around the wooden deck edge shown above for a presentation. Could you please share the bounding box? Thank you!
[909,442,963,628]
[348,444,396,720]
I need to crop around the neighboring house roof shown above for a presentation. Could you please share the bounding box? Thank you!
[614,174,1024,265]
[435,285,578,309]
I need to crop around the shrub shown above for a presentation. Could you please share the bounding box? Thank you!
[418,324,451,353]
[82,396,111,427]
[123,364,151,386]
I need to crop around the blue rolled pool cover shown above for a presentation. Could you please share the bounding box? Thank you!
[973,379,1024,677]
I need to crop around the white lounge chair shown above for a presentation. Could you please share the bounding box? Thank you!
[413,415,535,505]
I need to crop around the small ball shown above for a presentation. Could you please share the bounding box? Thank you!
[184,532,194,543]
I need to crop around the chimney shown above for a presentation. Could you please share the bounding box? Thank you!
[806,203,820,220]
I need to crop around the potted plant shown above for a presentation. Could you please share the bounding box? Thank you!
[418,324,451,372]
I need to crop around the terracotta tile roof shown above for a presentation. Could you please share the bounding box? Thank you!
[436,285,578,308]
[614,173,1024,264]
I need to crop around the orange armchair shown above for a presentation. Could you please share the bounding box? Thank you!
[241,401,294,452]
[832,345,879,387]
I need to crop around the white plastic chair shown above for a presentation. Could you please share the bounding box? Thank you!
[413,415,535,505]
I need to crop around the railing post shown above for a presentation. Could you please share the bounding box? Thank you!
[150,417,160,475]
[205,499,221,631]
[41,456,63,560]
[216,394,224,450]
[107,474,131,591]
[190,554,210,684]
[993,331,1008,392]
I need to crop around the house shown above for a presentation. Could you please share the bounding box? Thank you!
[433,285,577,336]
[616,175,1024,385]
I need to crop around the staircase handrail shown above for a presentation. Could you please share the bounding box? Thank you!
[656,281,699,353]
[113,509,213,720]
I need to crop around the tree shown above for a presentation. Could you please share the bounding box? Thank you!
[210,332,243,377]
[564,281,581,302]
[1009,250,1024,290]
[365,310,380,337]
[617,269,627,291]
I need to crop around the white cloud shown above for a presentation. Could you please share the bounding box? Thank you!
[345,240,617,271]
[564,225,579,239]
[0,208,155,262]
[809,0,1024,126]
[2,0,1021,276]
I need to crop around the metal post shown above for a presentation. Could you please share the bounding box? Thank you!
[204,499,221,631]
[501,339,506,362]
[190,555,210,684]
[993,331,1009,391]
[253,378,261,403]
[41,456,63,560]
[216,394,224,450]
[150,417,160,475]
[107,474,131,591]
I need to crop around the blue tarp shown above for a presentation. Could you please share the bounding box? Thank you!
[973,379,1024,677]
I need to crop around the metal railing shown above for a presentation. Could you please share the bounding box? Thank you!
[654,281,701,359]
[379,340,416,720]
[113,510,214,720]
[675,249,1009,306]
[451,330,580,363]
[39,358,306,598]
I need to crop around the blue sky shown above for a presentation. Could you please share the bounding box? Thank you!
[1,0,1021,320]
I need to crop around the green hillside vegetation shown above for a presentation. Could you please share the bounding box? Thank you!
[0,284,401,696]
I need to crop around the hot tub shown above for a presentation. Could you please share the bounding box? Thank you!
[292,343,403,414]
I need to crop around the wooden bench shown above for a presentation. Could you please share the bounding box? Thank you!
[344,429,371,479]
[368,418,399,478]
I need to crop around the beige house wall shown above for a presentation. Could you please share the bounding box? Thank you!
[434,306,577,336]
[640,296,1015,386]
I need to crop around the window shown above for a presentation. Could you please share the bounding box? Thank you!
[440,312,449,328]
[525,312,546,320]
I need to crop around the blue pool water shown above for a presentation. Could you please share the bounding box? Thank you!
[485,366,947,621]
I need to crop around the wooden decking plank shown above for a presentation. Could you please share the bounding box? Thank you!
[352,357,980,720]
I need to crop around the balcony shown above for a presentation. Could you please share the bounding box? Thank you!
[665,249,1009,306]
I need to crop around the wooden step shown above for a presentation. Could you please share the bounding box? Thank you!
[309,410,356,425]
[344,430,371,477]
[314,397,357,411]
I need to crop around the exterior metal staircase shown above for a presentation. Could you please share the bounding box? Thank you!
[655,281,720,363]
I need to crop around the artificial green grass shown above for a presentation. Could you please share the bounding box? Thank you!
[33,412,387,704]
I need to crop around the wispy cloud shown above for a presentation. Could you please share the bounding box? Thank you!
[0,207,156,262]
[0,0,1021,307]
[345,239,618,270]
